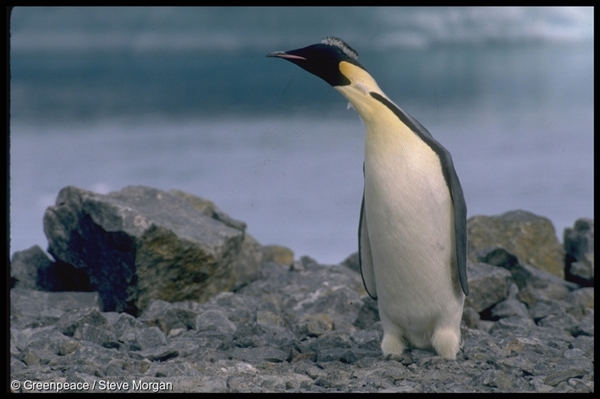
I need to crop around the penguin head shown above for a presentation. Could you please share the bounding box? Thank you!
[267,37,367,87]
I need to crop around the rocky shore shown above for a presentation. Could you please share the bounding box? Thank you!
[10,185,594,392]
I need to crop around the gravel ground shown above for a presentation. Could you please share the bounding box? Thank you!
[10,255,594,393]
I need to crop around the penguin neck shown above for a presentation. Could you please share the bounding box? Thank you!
[336,84,420,162]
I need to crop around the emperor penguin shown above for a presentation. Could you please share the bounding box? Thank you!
[268,37,468,360]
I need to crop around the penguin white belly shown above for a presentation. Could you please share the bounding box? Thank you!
[363,124,464,359]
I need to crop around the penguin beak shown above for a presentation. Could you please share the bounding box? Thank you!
[266,51,306,61]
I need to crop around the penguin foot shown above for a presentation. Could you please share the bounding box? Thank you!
[431,328,460,360]
[381,333,406,356]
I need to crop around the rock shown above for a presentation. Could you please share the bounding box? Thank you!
[169,189,264,291]
[167,189,246,231]
[489,315,536,335]
[572,311,594,337]
[565,287,594,312]
[10,245,52,289]
[73,324,119,349]
[517,263,578,300]
[10,288,101,330]
[232,233,264,290]
[490,284,530,320]
[292,284,363,332]
[138,299,198,335]
[477,246,578,301]
[229,347,289,363]
[467,210,564,278]
[461,307,481,329]
[537,313,579,334]
[463,263,511,313]
[529,299,567,322]
[9,246,92,293]
[564,218,594,286]
[42,185,262,314]
[135,326,168,350]
[262,245,295,267]
[341,252,360,274]
[297,313,334,338]
[195,310,237,335]
[55,307,112,337]
[543,366,589,387]
[476,246,520,270]
[473,370,514,390]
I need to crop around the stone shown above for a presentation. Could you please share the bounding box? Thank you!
[565,288,594,315]
[293,284,363,332]
[564,218,594,286]
[463,263,511,313]
[135,326,168,350]
[473,370,514,390]
[461,307,481,329]
[317,348,378,364]
[353,296,379,329]
[195,310,237,335]
[467,210,564,278]
[489,316,536,335]
[537,313,579,334]
[341,252,360,274]
[543,367,589,387]
[529,299,567,322]
[10,245,53,289]
[490,284,530,320]
[297,313,334,338]
[262,245,295,266]
[10,288,101,330]
[55,307,112,337]
[518,263,578,300]
[476,246,520,270]
[138,299,198,335]
[229,347,289,363]
[43,185,263,314]
[231,233,264,290]
[73,324,119,349]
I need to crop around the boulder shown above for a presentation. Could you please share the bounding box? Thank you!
[563,218,594,286]
[476,246,578,301]
[467,210,564,279]
[42,185,262,315]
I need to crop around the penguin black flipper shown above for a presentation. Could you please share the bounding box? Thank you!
[440,146,469,297]
[358,187,377,299]
[370,92,469,296]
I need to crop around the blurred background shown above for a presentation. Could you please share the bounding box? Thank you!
[9,7,593,264]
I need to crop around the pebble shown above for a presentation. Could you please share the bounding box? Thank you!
[10,258,594,392]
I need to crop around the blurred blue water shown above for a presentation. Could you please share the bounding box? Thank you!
[9,7,594,263]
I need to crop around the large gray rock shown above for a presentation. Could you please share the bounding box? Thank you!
[476,246,578,302]
[564,218,594,286]
[467,210,565,279]
[42,185,262,315]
